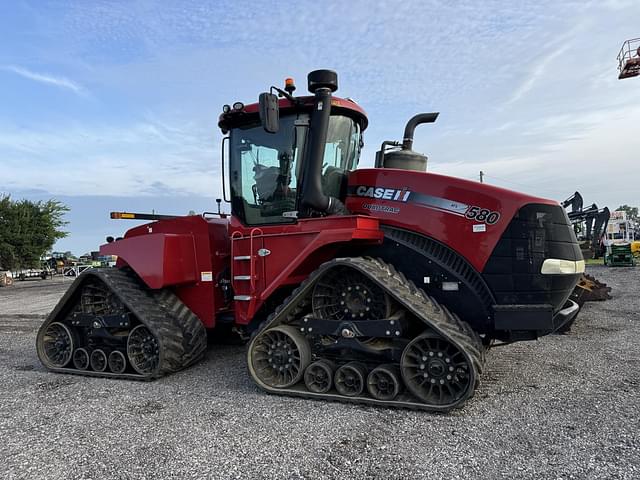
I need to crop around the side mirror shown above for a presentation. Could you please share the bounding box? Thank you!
[259,92,279,133]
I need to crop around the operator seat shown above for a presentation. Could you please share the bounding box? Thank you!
[322,166,348,199]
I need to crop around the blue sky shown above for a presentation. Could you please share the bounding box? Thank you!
[1,0,638,254]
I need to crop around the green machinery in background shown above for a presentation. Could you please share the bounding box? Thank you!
[604,243,635,267]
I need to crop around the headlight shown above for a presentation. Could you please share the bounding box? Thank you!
[540,259,586,275]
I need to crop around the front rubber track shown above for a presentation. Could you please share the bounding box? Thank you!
[36,268,207,380]
[247,257,485,412]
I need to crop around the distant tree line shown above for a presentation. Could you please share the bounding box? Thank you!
[0,194,69,270]
[616,204,639,221]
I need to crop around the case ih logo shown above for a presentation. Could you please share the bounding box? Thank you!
[350,184,501,225]
[355,185,411,202]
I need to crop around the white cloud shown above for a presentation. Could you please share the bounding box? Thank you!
[0,118,220,198]
[1,65,86,95]
[431,101,640,207]
[506,43,571,105]
[505,21,589,106]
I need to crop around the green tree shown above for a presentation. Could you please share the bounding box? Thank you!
[0,194,69,270]
[616,204,639,221]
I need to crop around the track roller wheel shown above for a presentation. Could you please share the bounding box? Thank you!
[249,325,311,388]
[72,348,90,370]
[108,351,127,374]
[401,332,473,406]
[334,362,367,397]
[37,322,74,368]
[90,349,108,372]
[304,360,335,393]
[367,365,401,401]
[127,325,160,375]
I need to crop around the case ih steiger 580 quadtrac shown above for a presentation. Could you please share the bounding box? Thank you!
[37,70,584,411]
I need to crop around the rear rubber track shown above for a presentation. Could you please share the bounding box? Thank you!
[36,268,207,380]
[247,256,485,412]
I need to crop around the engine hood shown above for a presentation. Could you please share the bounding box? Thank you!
[346,168,558,272]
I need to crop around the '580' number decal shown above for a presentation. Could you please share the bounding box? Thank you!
[465,206,500,224]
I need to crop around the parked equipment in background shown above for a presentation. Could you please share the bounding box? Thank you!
[603,210,638,267]
[45,252,77,274]
[558,270,613,333]
[562,192,610,259]
[37,71,583,412]
[0,271,13,287]
[62,265,94,277]
[13,268,52,281]
[618,38,640,79]
[43,252,110,277]
[557,191,613,333]
[605,243,635,267]
[605,210,639,251]
[569,274,612,305]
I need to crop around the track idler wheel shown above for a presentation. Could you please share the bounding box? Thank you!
[367,365,401,401]
[90,349,108,372]
[37,322,74,368]
[401,332,473,406]
[127,325,160,375]
[304,360,335,393]
[249,325,311,388]
[72,348,90,370]
[334,362,367,397]
[312,266,391,321]
[108,351,127,374]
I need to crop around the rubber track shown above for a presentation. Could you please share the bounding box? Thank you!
[247,257,486,412]
[36,268,207,380]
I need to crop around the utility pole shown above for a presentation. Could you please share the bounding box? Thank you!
[479,171,484,183]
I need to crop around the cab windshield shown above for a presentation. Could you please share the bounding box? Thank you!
[229,113,361,225]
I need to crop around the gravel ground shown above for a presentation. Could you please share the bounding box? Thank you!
[0,266,638,480]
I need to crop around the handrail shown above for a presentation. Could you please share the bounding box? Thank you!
[249,228,264,293]
[617,38,640,72]
[221,136,230,202]
[229,228,263,300]
[230,230,243,283]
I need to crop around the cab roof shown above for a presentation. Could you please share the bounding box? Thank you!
[218,96,368,134]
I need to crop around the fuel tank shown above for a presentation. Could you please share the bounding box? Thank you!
[100,215,230,328]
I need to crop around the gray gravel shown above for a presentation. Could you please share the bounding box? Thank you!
[0,266,638,479]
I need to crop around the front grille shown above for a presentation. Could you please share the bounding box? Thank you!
[483,203,582,311]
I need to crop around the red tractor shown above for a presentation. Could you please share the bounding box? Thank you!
[37,70,583,411]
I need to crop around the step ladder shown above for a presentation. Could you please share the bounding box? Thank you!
[230,228,263,323]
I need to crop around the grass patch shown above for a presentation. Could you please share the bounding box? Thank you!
[585,258,604,266]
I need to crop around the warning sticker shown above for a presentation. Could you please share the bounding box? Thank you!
[200,271,213,282]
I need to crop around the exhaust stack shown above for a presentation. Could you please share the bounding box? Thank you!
[376,112,439,172]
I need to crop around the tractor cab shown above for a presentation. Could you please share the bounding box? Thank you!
[218,71,368,226]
